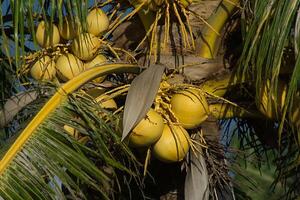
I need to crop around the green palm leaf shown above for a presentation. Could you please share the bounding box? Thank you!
[0,63,141,199]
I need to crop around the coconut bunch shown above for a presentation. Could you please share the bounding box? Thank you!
[63,75,297,154]
[26,8,114,84]
[122,72,282,164]
[124,81,210,163]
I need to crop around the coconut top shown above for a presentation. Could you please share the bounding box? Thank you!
[170,88,209,129]
[55,53,84,81]
[30,55,56,81]
[85,54,107,69]
[58,16,81,40]
[87,8,109,36]
[36,21,60,48]
[71,33,101,61]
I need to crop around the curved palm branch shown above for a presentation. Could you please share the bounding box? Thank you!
[0,64,141,199]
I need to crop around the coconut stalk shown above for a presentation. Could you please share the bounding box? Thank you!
[197,0,240,58]
[209,103,263,119]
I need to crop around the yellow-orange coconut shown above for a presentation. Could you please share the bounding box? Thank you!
[30,56,56,81]
[152,124,190,162]
[71,33,101,61]
[84,54,107,83]
[87,8,109,36]
[55,53,84,81]
[129,109,164,147]
[171,88,209,129]
[36,21,60,47]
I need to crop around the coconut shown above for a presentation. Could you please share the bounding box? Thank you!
[63,124,79,139]
[257,80,287,119]
[58,16,80,40]
[170,88,209,129]
[36,21,60,47]
[152,124,190,162]
[96,94,117,110]
[55,53,84,81]
[84,54,107,83]
[87,8,109,36]
[63,118,90,143]
[129,109,164,147]
[71,33,101,61]
[30,56,56,81]
[85,54,107,68]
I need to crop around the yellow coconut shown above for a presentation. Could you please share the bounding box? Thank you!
[96,94,117,110]
[170,88,209,129]
[63,124,79,139]
[30,55,56,81]
[87,8,110,36]
[152,124,190,162]
[71,33,101,61]
[257,80,287,119]
[84,54,107,83]
[64,122,90,144]
[36,21,60,47]
[55,53,84,81]
[129,109,164,147]
[58,16,81,40]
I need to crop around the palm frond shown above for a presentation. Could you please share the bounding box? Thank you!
[234,1,300,195]
[0,63,142,199]
[238,0,300,130]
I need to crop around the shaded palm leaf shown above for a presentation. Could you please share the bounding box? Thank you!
[184,147,209,200]
[122,64,165,140]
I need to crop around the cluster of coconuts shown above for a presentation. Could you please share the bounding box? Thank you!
[127,88,209,163]
[30,8,110,83]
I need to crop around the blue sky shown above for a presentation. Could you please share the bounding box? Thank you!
[1,0,106,56]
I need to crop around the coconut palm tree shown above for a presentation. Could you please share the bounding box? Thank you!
[0,0,300,199]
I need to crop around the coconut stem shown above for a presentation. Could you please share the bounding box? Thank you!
[199,73,245,97]
[209,103,263,119]
[143,148,151,176]
[197,0,240,59]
